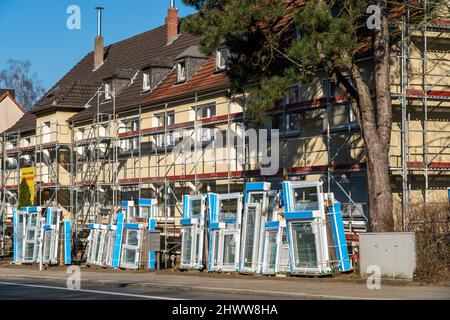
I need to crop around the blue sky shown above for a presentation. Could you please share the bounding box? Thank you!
[0,0,196,90]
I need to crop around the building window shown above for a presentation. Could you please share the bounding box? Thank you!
[128,119,140,150]
[76,128,84,141]
[216,48,229,71]
[143,72,151,91]
[42,121,51,144]
[76,128,85,159]
[23,138,31,148]
[119,119,140,153]
[272,112,302,133]
[177,61,186,83]
[104,82,112,100]
[330,105,356,128]
[155,111,176,148]
[285,85,300,105]
[196,103,216,119]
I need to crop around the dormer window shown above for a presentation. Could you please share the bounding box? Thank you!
[177,61,186,83]
[216,47,229,71]
[104,82,112,100]
[143,72,151,92]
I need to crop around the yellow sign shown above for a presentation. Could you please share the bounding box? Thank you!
[20,167,35,205]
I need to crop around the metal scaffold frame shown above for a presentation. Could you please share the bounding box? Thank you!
[1,1,448,263]
[391,1,450,230]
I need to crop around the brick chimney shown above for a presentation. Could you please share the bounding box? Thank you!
[166,0,179,44]
[94,7,105,70]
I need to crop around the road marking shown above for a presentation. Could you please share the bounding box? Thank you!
[0,281,183,300]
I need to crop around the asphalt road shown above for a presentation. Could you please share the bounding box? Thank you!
[0,278,289,300]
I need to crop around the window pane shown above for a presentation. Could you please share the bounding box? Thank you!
[219,198,238,221]
[292,186,319,211]
[25,243,35,261]
[26,230,35,240]
[182,228,192,264]
[127,230,139,246]
[248,193,264,205]
[43,231,51,261]
[213,232,220,265]
[124,248,137,264]
[223,234,236,265]
[291,222,317,269]
[191,199,202,219]
[266,231,278,269]
[243,207,256,267]
[286,113,301,131]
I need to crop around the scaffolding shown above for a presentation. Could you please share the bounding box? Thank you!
[1,3,449,264]
[0,120,73,261]
[391,2,450,230]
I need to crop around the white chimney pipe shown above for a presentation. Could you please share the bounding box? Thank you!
[94,7,105,70]
[96,7,104,37]
[170,0,175,8]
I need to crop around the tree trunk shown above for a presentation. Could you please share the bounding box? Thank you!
[366,142,394,232]
[341,1,394,232]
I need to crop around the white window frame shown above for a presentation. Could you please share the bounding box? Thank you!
[177,61,186,82]
[104,82,112,100]
[197,103,216,120]
[240,203,262,273]
[155,112,176,148]
[143,71,151,91]
[216,47,229,70]
[120,228,142,269]
[288,220,325,274]
[262,227,281,275]
[23,212,41,264]
[42,122,51,144]
[210,229,222,271]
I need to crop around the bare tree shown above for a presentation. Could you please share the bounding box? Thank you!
[0,59,46,111]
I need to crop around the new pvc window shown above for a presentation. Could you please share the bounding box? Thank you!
[292,186,320,212]
[290,221,318,270]
[24,213,40,263]
[211,230,221,268]
[241,205,260,269]
[15,213,26,262]
[42,231,52,262]
[265,230,278,270]
[181,227,192,265]
[218,198,239,221]
[222,233,236,266]
[121,229,141,268]
[190,199,202,219]
[86,229,99,265]
[248,192,264,206]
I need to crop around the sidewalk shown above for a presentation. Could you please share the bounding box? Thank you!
[0,266,449,300]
